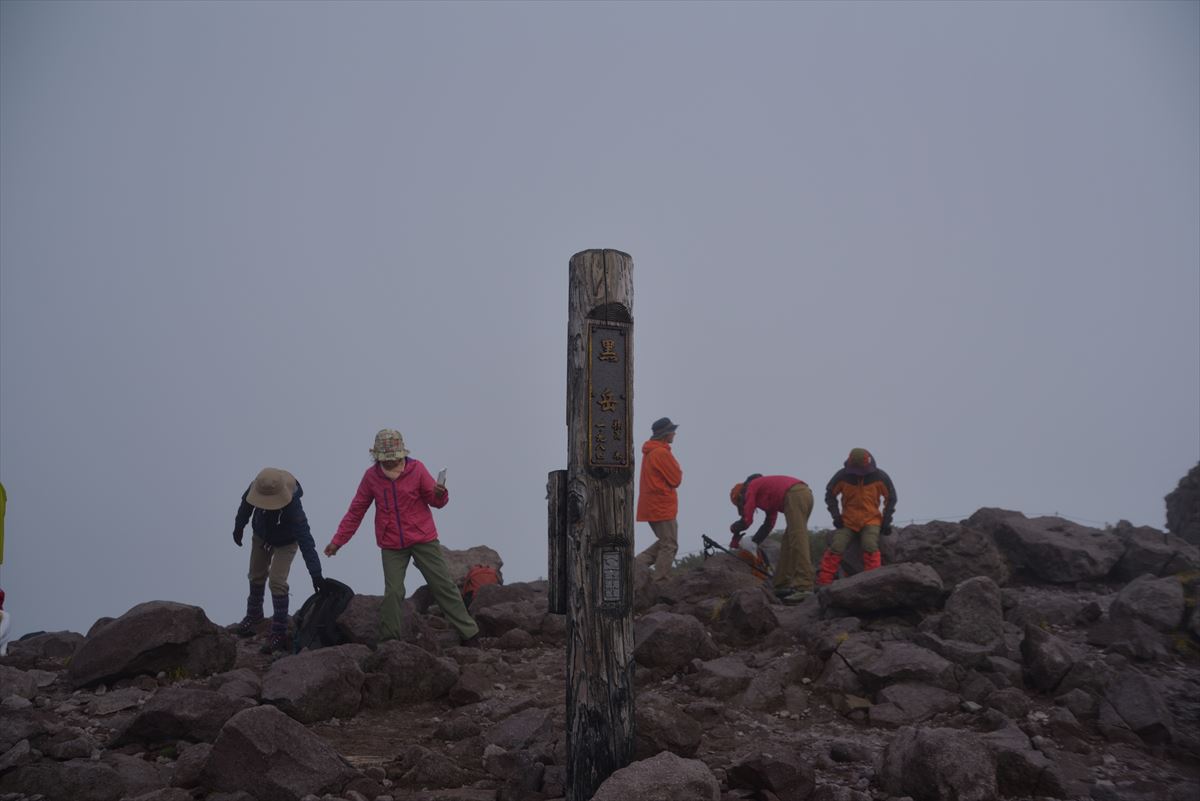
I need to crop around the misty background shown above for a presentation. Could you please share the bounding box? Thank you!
[1,1,1197,638]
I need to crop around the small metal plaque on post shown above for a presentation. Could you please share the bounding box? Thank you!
[586,322,631,469]
[600,547,623,607]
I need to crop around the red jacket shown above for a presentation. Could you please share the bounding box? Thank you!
[740,475,807,531]
[332,459,447,550]
[636,439,682,522]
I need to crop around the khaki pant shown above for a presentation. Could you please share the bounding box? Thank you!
[774,484,815,592]
[247,537,298,597]
[830,524,881,554]
[636,519,679,577]
[381,542,480,642]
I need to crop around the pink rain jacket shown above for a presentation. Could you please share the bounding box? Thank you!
[332,459,448,550]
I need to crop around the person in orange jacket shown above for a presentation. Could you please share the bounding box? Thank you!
[635,417,683,579]
[819,448,897,584]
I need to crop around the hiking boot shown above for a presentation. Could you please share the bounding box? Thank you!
[781,589,812,604]
[235,615,263,637]
[460,634,481,649]
[259,632,288,655]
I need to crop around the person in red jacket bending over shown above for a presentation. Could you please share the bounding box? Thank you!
[730,474,815,602]
[819,447,898,585]
[635,417,683,580]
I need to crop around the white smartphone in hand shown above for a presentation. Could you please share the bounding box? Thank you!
[437,468,447,487]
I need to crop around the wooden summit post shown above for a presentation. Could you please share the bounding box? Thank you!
[559,249,635,801]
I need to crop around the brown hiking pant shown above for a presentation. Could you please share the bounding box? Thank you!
[636,518,679,577]
[774,484,814,592]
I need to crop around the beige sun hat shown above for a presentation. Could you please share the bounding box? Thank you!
[369,429,410,461]
[247,468,297,510]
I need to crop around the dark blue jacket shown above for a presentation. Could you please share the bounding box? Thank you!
[234,482,323,582]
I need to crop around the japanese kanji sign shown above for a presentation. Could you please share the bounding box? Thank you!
[586,322,630,469]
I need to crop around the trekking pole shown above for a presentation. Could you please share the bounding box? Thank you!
[700,534,774,580]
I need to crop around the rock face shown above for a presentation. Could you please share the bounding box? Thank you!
[200,705,359,801]
[261,645,367,723]
[111,687,254,745]
[1165,462,1200,545]
[879,726,998,801]
[988,516,1125,582]
[3,518,1200,801]
[1110,521,1200,579]
[66,601,235,688]
[590,750,720,801]
[884,521,1009,588]
[817,562,944,613]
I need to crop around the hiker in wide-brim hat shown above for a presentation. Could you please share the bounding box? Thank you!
[324,429,481,648]
[232,468,327,654]
[635,417,683,580]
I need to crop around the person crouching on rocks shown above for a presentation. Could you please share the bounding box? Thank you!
[730,474,815,602]
[324,429,481,648]
[818,448,897,585]
[233,468,326,654]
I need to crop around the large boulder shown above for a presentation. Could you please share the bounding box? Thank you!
[727,751,816,800]
[634,692,702,759]
[988,516,1124,583]
[1109,574,1186,631]
[884,521,1009,588]
[0,759,127,801]
[67,602,235,688]
[111,687,255,745]
[590,750,720,801]
[1021,624,1079,694]
[1165,462,1200,545]
[940,576,1004,645]
[440,544,503,583]
[1098,669,1176,744]
[261,645,367,723]
[653,554,769,607]
[633,611,719,670]
[335,596,440,650]
[0,630,84,669]
[818,563,944,614]
[879,726,997,801]
[1110,521,1200,579]
[201,705,359,800]
[362,640,458,703]
[845,641,958,693]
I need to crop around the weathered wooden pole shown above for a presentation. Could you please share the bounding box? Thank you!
[547,470,568,615]
[563,249,635,801]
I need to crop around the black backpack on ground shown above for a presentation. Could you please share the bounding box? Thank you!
[292,578,354,653]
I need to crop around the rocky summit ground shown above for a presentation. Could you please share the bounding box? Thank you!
[2,506,1199,801]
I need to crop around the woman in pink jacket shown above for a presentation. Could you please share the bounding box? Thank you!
[324,429,480,646]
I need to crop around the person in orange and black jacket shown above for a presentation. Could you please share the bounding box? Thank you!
[730,474,815,601]
[635,417,683,579]
[818,448,897,584]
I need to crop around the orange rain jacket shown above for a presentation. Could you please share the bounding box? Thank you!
[825,461,897,533]
[636,439,682,522]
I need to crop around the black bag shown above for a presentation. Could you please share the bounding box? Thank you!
[292,578,354,653]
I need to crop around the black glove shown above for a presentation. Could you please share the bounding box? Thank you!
[313,576,326,593]
[751,524,772,545]
[730,519,749,536]
[729,533,744,550]
[831,517,843,531]
[233,529,244,547]
[880,524,892,537]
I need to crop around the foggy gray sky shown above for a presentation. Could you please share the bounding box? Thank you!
[1,1,1197,638]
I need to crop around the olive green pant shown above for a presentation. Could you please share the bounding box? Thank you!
[247,536,298,597]
[830,524,881,554]
[381,542,480,642]
[775,484,815,592]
